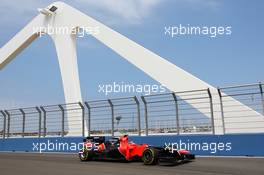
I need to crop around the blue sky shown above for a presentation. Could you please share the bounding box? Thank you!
[0,0,263,109]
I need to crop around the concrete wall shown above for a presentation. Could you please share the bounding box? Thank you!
[0,134,264,156]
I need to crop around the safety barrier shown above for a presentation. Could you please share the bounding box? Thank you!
[0,82,263,138]
[0,134,264,156]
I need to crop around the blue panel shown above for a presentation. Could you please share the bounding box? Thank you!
[0,134,264,156]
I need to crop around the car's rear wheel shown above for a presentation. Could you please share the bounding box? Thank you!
[79,149,93,161]
[142,148,158,165]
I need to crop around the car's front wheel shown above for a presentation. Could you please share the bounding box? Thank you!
[142,148,158,165]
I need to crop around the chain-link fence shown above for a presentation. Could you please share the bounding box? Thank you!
[218,83,264,133]
[0,82,263,139]
[141,89,214,135]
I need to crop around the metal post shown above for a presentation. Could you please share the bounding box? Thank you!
[217,88,225,134]
[84,102,91,137]
[36,107,42,138]
[108,99,114,137]
[259,82,264,115]
[0,111,6,139]
[141,96,148,136]
[134,96,141,136]
[19,109,25,137]
[4,110,10,138]
[78,102,85,137]
[58,105,64,137]
[207,88,215,135]
[40,107,46,137]
[172,93,180,135]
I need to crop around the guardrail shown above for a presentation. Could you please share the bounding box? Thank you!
[0,82,263,139]
[218,83,264,133]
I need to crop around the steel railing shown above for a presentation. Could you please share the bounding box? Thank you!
[0,82,263,139]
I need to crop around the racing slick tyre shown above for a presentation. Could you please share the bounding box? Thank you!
[142,148,158,165]
[79,149,93,161]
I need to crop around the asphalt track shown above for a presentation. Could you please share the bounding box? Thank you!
[0,153,263,175]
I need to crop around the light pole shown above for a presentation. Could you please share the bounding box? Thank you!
[116,115,122,133]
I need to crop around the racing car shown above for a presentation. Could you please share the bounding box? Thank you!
[79,135,195,165]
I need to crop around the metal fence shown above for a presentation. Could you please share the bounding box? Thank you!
[141,89,214,135]
[218,83,264,133]
[0,82,263,139]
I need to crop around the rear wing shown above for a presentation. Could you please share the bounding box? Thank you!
[83,136,105,144]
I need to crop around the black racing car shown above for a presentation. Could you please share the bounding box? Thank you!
[79,135,195,165]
